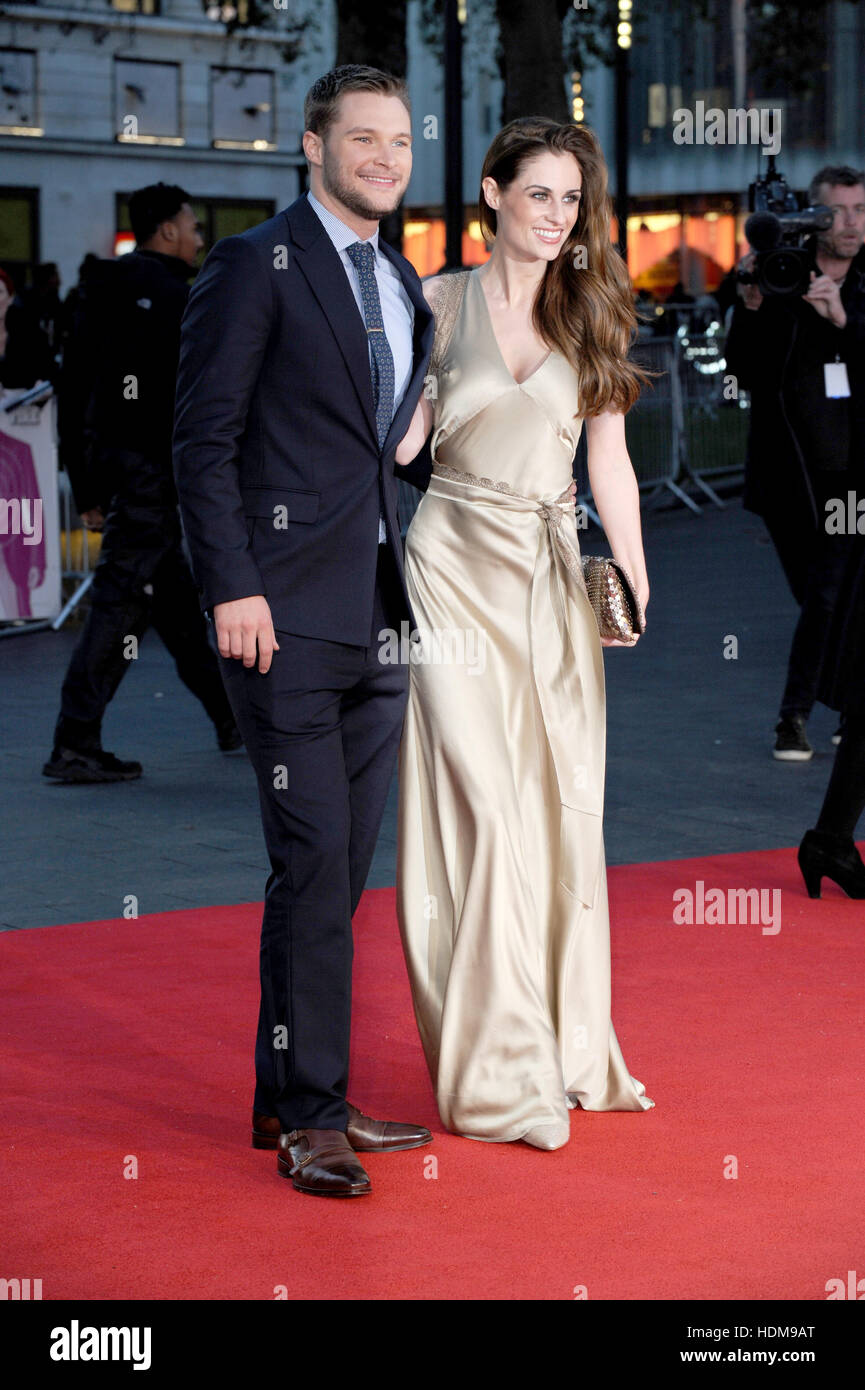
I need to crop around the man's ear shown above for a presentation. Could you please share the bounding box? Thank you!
[302,130,322,168]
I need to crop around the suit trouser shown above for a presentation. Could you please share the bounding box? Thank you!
[217,545,408,1133]
[762,480,855,721]
[54,452,234,750]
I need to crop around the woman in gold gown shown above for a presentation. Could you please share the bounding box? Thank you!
[394,119,655,1149]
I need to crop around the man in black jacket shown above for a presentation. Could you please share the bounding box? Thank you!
[43,182,240,783]
[725,165,865,760]
[173,67,434,1196]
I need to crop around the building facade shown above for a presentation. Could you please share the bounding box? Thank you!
[0,0,504,292]
[1,0,862,296]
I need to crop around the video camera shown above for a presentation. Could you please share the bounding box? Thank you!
[737,155,833,296]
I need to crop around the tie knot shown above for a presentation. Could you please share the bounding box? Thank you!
[347,240,375,271]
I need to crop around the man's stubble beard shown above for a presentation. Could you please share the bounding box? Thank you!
[818,230,863,264]
[321,147,405,224]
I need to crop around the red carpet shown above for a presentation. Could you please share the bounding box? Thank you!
[2,845,863,1301]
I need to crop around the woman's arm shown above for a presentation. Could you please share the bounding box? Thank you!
[395,387,434,464]
[585,409,649,631]
[395,276,443,465]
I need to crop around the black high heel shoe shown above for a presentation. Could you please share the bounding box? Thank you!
[797,829,865,899]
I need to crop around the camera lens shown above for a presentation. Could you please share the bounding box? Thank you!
[761,249,809,296]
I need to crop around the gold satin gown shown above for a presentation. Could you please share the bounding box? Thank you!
[396,268,654,1142]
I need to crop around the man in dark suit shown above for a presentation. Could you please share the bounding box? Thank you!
[173,66,436,1197]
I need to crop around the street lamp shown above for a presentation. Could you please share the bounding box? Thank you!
[571,70,584,124]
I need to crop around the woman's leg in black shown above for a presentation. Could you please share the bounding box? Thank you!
[815,710,865,840]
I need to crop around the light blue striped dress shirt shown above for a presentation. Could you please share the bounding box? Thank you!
[306,190,415,542]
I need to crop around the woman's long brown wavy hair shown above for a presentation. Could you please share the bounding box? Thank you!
[478,117,652,417]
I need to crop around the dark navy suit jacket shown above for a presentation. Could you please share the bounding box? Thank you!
[172,193,435,644]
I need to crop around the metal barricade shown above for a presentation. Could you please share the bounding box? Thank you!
[675,324,748,509]
[621,336,702,513]
[54,465,97,629]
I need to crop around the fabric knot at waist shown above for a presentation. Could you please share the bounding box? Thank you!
[537,498,567,524]
[430,461,588,596]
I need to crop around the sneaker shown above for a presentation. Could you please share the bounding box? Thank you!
[42,746,143,783]
[773,715,813,761]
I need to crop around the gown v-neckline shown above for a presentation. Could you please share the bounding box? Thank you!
[472,267,553,388]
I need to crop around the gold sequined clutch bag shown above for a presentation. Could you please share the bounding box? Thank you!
[581,556,646,642]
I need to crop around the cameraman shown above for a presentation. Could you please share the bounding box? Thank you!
[725,165,865,760]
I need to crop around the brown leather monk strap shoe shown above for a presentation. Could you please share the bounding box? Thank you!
[277,1129,371,1197]
[252,1101,432,1153]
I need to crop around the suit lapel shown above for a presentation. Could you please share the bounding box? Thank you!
[283,195,435,457]
[284,196,378,443]
[377,237,435,459]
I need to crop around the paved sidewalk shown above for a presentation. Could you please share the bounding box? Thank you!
[0,491,844,929]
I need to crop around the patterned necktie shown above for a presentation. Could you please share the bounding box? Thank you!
[346,239,395,447]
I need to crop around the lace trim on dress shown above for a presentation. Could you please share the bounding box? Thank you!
[425,270,472,378]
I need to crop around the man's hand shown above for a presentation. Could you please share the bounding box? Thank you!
[213,595,280,674]
[736,253,763,311]
[803,270,847,328]
[80,507,105,531]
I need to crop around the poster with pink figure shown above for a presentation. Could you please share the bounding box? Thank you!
[0,394,61,621]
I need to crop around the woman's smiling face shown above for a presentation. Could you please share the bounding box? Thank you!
[483,150,583,262]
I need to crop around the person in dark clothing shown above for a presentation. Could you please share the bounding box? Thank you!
[55,254,99,368]
[19,262,64,354]
[43,182,241,784]
[798,527,865,896]
[724,165,865,761]
[55,255,101,508]
[0,267,57,389]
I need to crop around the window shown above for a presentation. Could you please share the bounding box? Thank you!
[114,58,182,145]
[0,187,40,290]
[211,67,276,150]
[0,50,40,136]
[111,1,161,14]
